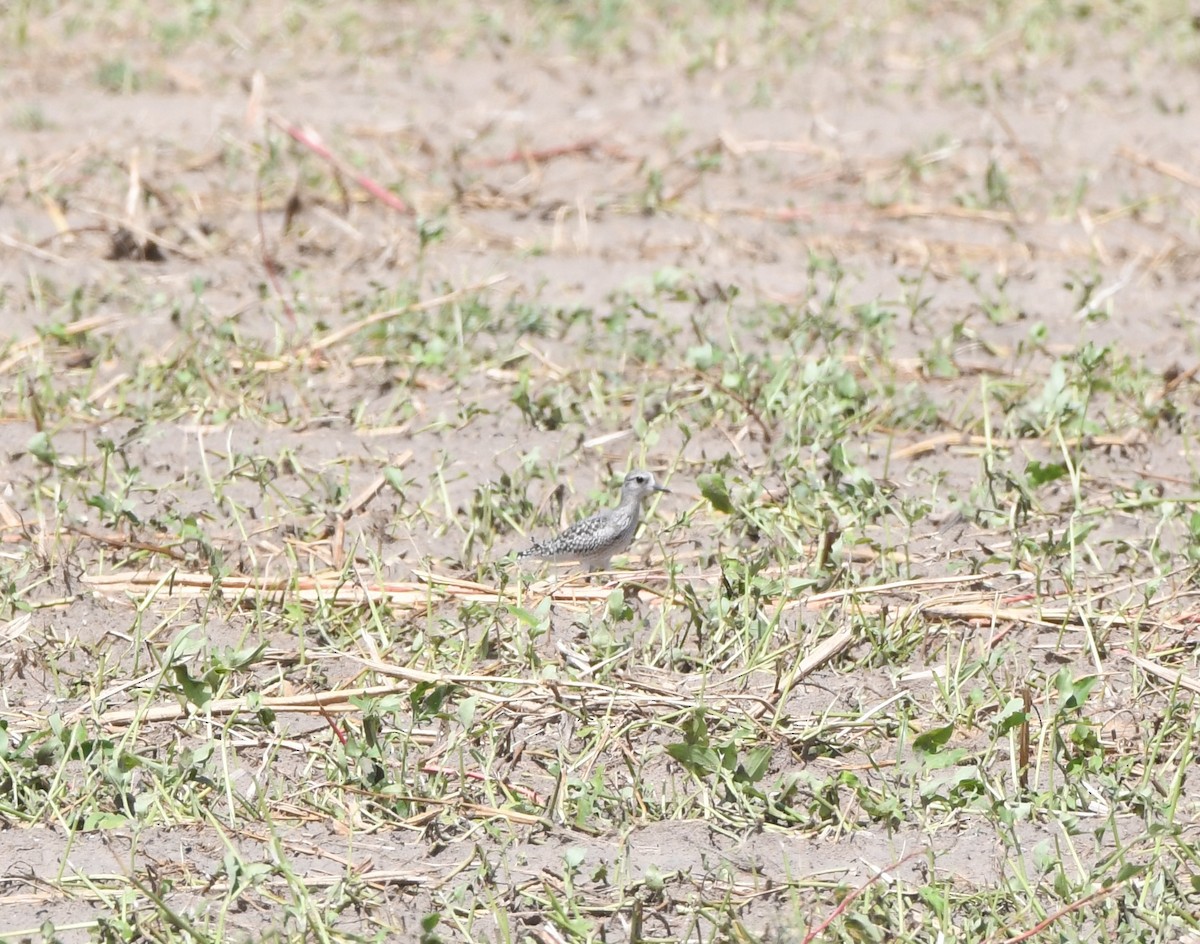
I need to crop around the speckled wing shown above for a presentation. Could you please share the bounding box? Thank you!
[519,507,638,563]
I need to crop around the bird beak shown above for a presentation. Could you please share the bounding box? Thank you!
[654,484,670,494]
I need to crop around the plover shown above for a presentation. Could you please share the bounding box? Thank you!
[517,470,670,572]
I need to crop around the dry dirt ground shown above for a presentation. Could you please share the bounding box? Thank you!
[2,2,1200,942]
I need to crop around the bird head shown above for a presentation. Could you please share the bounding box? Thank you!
[622,469,670,502]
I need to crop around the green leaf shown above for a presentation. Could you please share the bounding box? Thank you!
[686,342,719,370]
[993,697,1028,735]
[564,847,587,871]
[222,641,268,671]
[506,604,543,628]
[918,883,948,915]
[919,764,983,800]
[457,695,478,730]
[26,431,56,465]
[1026,459,1067,486]
[84,811,130,830]
[920,747,969,770]
[718,743,738,772]
[173,665,212,709]
[419,912,444,944]
[606,588,633,621]
[1055,670,1098,711]
[409,682,452,720]
[165,627,205,662]
[698,473,734,514]
[1116,862,1146,883]
[383,467,406,493]
[737,746,773,784]
[679,709,709,747]
[1189,511,1200,540]
[913,723,955,755]
[665,742,719,777]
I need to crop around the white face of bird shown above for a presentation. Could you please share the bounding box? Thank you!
[623,470,670,501]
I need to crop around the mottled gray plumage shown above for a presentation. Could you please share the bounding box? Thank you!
[518,470,670,572]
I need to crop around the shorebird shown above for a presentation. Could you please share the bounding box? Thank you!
[517,470,670,573]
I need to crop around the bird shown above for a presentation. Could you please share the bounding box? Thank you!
[517,470,670,573]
